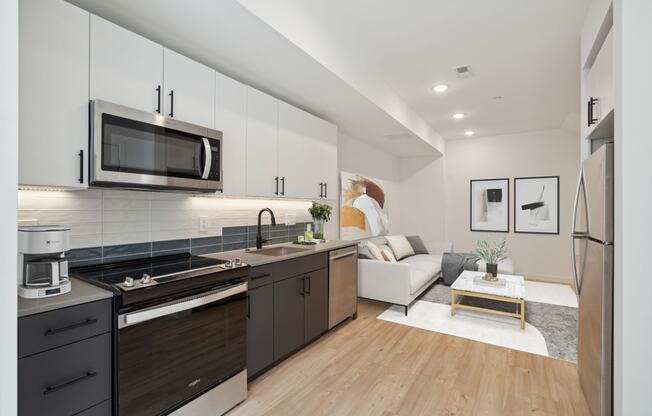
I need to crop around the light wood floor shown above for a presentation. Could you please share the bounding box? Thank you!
[229,299,590,416]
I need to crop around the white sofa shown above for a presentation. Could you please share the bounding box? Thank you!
[358,240,453,315]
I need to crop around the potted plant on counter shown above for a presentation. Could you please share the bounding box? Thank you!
[308,202,333,240]
[475,238,507,281]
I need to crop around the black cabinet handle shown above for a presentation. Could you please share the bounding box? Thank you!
[78,150,84,184]
[156,85,161,114]
[588,97,598,126]
[43,371,97,395]
[324,182,328,199]
[168,90,174,117]
[246,294,250,319]
[300,277,305,296]
[281,177,285,195]
[319,182,324,198]
[305,275,311,295]
[274,176,279,195]
[250,273,270,280]
[45,318,97,336]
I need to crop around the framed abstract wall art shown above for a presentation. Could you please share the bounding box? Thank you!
[470,178,509,232]
[514,176,560,234]
[340,172,390,241]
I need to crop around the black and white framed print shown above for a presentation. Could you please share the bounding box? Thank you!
[470,178,509,232]
[514,176,560,234]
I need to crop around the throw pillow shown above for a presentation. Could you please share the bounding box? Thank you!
[385,235,415,260]
[365,241,385,261]
[406,235,429,255]
[358,245,374,259]
[379,248,397,263]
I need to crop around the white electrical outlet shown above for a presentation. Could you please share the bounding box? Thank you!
[199,215,208,232]
[285,213,296,226]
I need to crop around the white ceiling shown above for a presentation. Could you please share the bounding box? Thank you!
[67,0,443,156]
[68,0,589,154]
[238,0,591,140]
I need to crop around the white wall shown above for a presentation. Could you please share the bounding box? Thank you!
[337,134,402,238]
[0,0,18,413]
[399,129,580,281]
[613,1,652,414]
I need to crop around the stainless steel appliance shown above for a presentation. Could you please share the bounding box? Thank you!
[72,253,249,415]
[90,100,223,192]
[328,247,358,329]
[571,142,614,416]
[18,225,71,299]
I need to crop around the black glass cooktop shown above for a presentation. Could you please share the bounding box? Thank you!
[71,253,227,289]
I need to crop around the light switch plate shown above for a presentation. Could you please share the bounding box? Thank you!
[199,215,208,232]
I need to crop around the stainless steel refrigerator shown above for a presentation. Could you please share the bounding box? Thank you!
[572,142,614,416]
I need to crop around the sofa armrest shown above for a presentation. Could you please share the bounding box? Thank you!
[423,240,454,255]
[357,259,412,305]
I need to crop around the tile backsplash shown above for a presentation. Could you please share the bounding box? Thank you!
[18,189,314,266]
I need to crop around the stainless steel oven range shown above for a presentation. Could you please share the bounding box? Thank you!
[72,253,249,415]
[90,100,223,192]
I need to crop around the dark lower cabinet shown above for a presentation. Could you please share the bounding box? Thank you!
[304,268,329,343]
[247,284,274,378]
[273,275,306,360]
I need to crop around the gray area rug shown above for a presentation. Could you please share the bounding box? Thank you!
[418,283,578,362]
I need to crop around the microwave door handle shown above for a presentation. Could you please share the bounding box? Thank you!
[201,138,212,179]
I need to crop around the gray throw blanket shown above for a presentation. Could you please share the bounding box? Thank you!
[441,252,480,285]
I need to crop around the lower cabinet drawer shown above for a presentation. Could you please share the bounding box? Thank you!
[74,400,112,416]
[19,333,112,416]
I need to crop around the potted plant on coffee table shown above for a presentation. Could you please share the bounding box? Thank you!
[308,202,333,240]
[475,238,507,281]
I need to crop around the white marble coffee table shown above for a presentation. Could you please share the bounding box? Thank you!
[450,270,526,329]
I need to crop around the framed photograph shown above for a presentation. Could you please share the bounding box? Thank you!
[514,176,560,234]
[470,178,509,232]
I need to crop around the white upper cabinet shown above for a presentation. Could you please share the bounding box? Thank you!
[216,73,247,196]
[583,28,613,140]
[163,48,215,128]
[277,102,309,198]
[246,87,279,197]
[311,118,338,200]
[19,0,90,188]
[90,15,163,114]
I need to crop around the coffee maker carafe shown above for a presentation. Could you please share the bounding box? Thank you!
[18,225,71,298]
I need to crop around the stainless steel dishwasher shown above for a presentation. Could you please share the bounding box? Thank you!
[328,246,358,329]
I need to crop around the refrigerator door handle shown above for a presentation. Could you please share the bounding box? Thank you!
[571,234,583,296]
[571,167,586,297]
[572,167,584,235]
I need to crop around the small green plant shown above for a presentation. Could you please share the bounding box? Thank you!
[475,238,507,265]
[308,202,332,222]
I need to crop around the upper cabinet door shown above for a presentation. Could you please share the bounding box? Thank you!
[90,15,163,113]
[306,117,338,199]
[19,0,90,188]
[246,87,279,197]
[216,73,247,196]
[277,102,308,198]
[583,28,613,140]
[163,48,215,128]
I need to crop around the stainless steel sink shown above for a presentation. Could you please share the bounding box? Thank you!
[250,246,310,257]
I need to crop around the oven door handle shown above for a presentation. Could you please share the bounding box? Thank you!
[201,138,212,180]
[119,282,247,329]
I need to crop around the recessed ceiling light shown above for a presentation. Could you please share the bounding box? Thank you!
[464,130,475,136]
[452,112,466,120]
[432,84,449,93]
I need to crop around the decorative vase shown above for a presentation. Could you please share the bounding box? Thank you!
[313,217,325,240]
[486,263,498,277]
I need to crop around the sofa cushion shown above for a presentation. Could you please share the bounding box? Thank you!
[406,235,429,254]
[365,241,385,261]
[399,254,443,277]
[379,248,397,262]
[408,268,433,295]
[385,235,415,260]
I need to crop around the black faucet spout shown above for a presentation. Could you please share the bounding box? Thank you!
[256,208,277,249]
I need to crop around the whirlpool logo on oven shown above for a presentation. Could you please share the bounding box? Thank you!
[188,378,201,388]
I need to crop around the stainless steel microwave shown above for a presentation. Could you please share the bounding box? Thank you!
[90,100,222,192]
